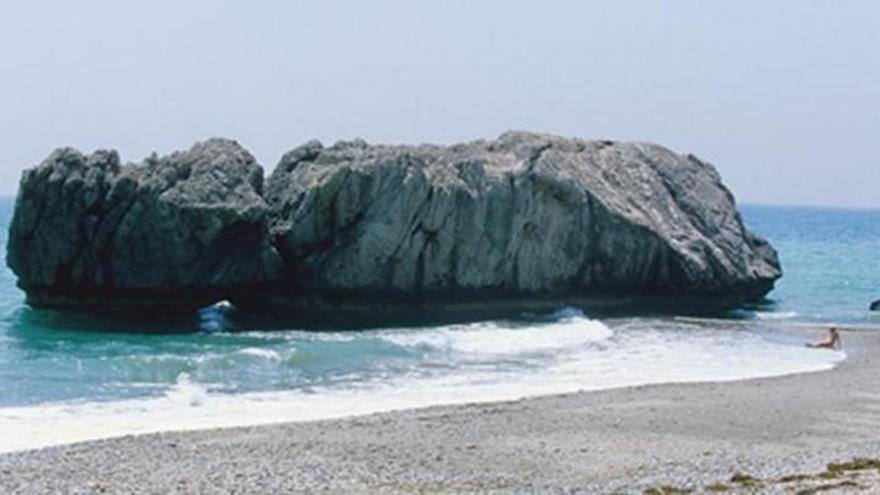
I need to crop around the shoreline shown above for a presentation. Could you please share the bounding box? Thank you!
[0,318,844,455]
[2,324,879,493]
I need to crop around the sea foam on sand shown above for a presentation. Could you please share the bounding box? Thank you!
[0,313,845,454]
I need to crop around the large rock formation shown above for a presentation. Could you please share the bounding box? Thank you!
[7,131,781,315]
[7,139,282,310]
[266,131,780,302]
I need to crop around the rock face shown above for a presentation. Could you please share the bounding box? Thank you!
[266,131,780,302]
[7,131,781,314]
[871,300,880,311]
[7,139,282,310]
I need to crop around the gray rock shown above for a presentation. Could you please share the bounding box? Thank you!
[7,138,282,311]
[871,300,880,311]
[7,131,781,315]
[266,131,780,304]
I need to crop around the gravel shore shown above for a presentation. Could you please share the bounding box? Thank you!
[2,324,879,494]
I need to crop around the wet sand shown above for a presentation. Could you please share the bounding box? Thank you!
[2,325,879,494]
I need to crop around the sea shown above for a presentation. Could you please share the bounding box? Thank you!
[0,199,876,452]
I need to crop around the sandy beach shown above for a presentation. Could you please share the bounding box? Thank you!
[2,325,879,494]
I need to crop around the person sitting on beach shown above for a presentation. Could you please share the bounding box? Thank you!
[806,327,841,349]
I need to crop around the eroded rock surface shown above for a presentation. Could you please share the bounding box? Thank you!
[7,131,781,314]
[267,131,780,301]
[7,138,282,310]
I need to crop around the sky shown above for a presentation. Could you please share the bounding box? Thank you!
[0,1,877,207]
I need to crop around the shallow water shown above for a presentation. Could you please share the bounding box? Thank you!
[0,199,875,451]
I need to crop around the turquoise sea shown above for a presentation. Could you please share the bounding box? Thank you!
[0,199,876,452]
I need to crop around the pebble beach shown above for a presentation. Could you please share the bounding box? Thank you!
[2,325,879,494]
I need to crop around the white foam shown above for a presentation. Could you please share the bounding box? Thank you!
[164,373,209,407]
[754,311,800,320]
[380,313,612,355]
[0,317,846,454]
[237,347,283,361]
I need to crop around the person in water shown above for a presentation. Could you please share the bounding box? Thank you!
[806,327,841,349]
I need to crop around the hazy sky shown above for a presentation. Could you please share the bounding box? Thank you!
[1,1,877,207]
